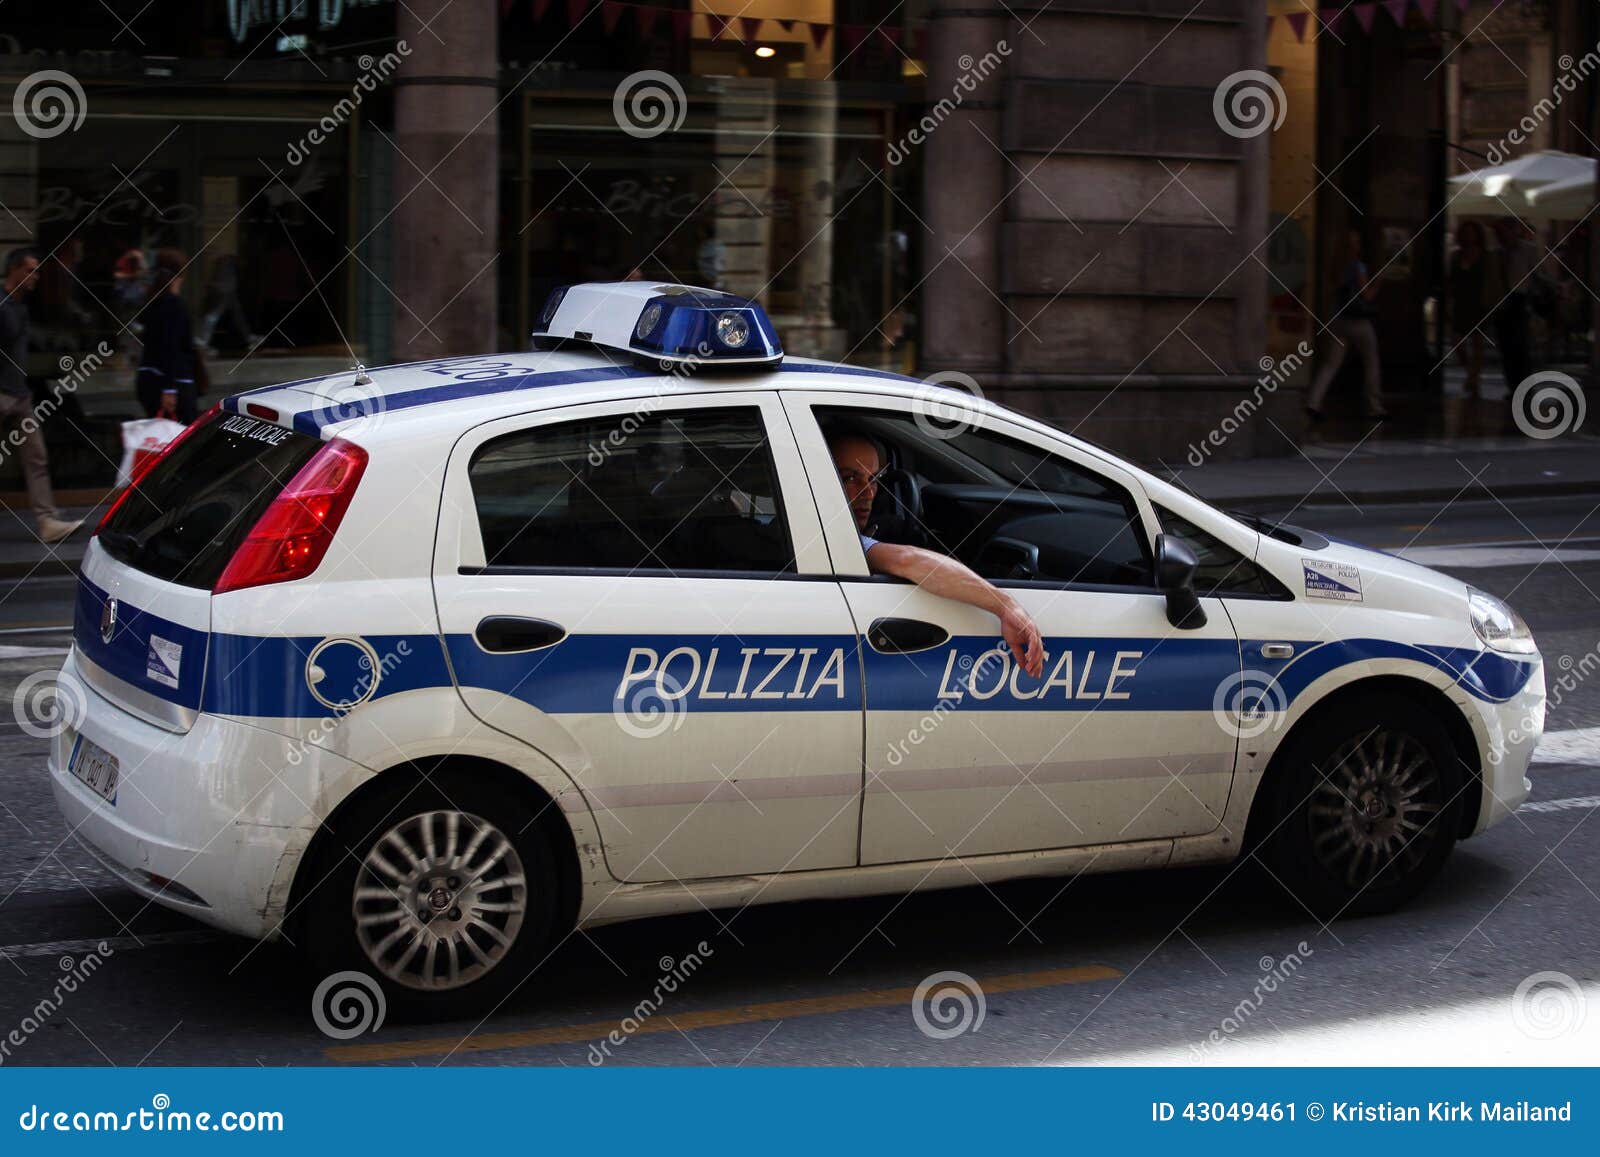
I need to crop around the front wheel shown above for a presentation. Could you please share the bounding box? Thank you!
[1256,693,1466,917]
[304,772,565,1019]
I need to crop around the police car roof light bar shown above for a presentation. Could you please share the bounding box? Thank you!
[532,281,783,371]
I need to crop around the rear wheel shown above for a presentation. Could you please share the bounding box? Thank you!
[304,772,565,1019]
[1256,693,1466,917]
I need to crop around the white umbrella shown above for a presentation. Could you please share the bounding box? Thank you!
[1447,150,1596,219]
[1525,166,1597,220]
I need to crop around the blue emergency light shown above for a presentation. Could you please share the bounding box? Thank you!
[532,281,783,370]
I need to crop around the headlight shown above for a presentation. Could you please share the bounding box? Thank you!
[1468,588,1536,654]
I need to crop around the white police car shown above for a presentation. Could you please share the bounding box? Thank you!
[49,281,1544,1014]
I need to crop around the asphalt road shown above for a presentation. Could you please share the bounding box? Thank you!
[0,493,1597,1067]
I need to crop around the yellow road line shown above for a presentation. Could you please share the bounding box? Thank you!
[326,963,1121,1063]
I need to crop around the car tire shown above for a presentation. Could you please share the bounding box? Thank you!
[1254,691,1466,918]
[303,770,566,1021]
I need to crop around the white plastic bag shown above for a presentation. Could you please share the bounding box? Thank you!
[117,417,188,488]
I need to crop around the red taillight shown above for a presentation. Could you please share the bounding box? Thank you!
[213,437,368,595]
[95,404,222,536]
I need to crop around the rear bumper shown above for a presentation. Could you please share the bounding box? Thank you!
[48,649,355,940]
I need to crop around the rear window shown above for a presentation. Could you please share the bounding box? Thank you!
[97,411,323,589]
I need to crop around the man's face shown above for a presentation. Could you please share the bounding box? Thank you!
[831,436,881,531]
[5,256,39,296]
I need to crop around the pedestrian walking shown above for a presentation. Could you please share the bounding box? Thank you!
[0,248,85,544]
[136,249,202,424]
[1305,230,1389,425]
[1447,221,1504,398]
[1492,219,1539,409]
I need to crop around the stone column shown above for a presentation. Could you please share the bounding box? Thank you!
[920,0,1010,381]
[391,0,499,359]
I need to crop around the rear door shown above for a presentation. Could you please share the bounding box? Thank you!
[431,391,866,883]
[78,409,325,731]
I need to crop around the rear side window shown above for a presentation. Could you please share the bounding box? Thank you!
[98,412,322,589]
[468,406,795,574]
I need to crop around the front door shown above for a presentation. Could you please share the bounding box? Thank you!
[782,392,1242,864]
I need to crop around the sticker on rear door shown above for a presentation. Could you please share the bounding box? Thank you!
[146,635,183,688]
[1302,558,1363,602]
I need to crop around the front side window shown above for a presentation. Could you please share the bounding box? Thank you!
[815,406,1152,588]
[468,407,794,574]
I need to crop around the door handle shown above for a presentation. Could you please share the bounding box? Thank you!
[475,616,567,653]
[1260,642,1295,660]
[867,617,950,654]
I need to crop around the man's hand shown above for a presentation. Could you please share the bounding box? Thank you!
[865,541,1046,678]
[999,599,1044,679]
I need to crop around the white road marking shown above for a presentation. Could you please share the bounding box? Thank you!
[0,645,69,659]
[1396,545,1600,569]
[0,930,219,960]
[1519,795,1600,814]
[1533,726,1600,768]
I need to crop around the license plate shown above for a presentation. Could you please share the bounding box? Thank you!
[68,735,119,804]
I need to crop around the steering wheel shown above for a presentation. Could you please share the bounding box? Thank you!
[873,467,925,547]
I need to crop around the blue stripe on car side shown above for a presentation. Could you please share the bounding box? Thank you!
[69,576,1540,718]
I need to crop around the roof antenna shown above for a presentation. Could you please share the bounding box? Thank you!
[352,363,372,386]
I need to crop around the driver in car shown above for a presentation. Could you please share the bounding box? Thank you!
[830,432,1044,678]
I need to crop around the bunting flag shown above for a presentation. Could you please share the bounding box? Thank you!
[1319,6,1347,34]
[500,2,928,56]
[1416,0,1439,21]
[1353,2,1378,33]
[1266,14,1275,37]
[1383,0,1409,25]
[1286,11,1310,41]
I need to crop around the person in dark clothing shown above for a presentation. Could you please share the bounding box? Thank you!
[1,247,84,544]
[136,248,200,423]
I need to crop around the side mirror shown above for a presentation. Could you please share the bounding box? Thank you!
[1154,533,1207,629]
